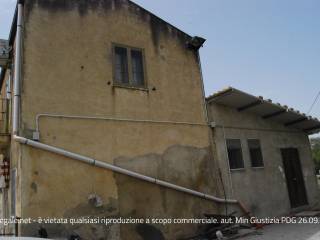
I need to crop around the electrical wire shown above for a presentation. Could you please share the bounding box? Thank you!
[307,90,320,114]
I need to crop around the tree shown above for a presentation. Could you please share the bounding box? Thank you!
[310,137,320,174]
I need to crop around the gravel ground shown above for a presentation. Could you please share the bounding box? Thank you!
[240,220,320,240]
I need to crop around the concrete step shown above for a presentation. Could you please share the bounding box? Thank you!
[294,211,320,217]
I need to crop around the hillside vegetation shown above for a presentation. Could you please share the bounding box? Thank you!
[311,137,320,174]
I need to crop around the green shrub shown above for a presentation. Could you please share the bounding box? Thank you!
[311,137,320,174]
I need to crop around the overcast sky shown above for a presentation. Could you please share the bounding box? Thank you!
[1,0,320,133]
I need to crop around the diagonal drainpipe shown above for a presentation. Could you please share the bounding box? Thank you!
[12,1,241,210]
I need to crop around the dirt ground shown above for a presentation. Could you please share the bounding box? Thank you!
[240,220,320,240]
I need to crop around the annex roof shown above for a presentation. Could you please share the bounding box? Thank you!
[206,87,320,135]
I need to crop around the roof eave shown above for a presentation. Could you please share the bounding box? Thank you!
[207,87,320,135]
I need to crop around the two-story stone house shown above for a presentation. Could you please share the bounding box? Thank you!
[1,1,319,239]
[0,0,233,239]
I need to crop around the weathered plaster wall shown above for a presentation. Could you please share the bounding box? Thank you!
[18,0,217,239]
[208,103,320,218]
[22,0,205,127]
[0,58,20,234]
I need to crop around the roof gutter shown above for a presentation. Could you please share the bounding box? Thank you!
[12,2,238,207]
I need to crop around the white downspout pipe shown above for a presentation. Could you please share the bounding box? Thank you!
[12,2,23,135]
[12,2,238,205]
[13,135,237,204]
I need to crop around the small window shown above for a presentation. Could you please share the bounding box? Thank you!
[226,139,244,170]
[113,45,145,88]
[6,73,11,100]
[248,139,264,167]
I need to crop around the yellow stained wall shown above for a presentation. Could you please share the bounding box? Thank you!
[16,0,218,239]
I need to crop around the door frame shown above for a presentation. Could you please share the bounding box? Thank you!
[281,148,308,209]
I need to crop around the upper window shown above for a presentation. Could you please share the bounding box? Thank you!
[248,139,264,168]
[226,139,244,170]
[113,45,145,88]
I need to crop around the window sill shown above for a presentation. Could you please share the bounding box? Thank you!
[230,168,245,172]
[251,166,264,169]
[113,84,149,92]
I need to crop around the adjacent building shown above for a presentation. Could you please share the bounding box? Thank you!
[207,87,320,218]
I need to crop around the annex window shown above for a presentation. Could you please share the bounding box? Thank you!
[248,139,264,168]
[113,45,145,88]
[226,139,244,170]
